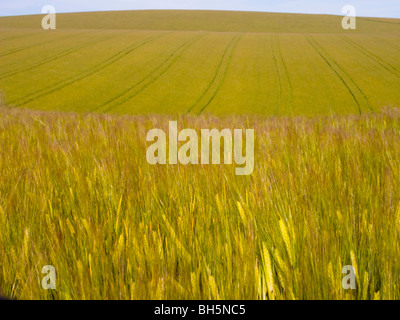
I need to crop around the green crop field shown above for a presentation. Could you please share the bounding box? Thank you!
[0,10,399,115]
[0,10,400,301]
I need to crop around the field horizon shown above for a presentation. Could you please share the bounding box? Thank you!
[1,9,400,33]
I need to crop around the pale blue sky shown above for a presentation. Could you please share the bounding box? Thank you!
[0,0,399,18]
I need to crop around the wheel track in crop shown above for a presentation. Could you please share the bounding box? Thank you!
[361,18,400,26]
[0,31,91,58]
[0,31,44,43]
[198,35,242,115]
[306,35,372,114]
[187,34,242,115]
[13,32,169,107]
[99,32,206,113]
[270,35,282,115]
[340,35,400,80]
[0,33,120,80]
[271,34,293,116]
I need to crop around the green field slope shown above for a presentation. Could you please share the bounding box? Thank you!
[0,10,399,115]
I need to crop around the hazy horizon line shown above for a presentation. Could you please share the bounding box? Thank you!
[0,8,399,20]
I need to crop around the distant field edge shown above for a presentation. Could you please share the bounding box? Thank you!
[1,105,399,121]
[1,10,400,34]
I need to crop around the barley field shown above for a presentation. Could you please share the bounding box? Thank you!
[0,10,400,300]
[0,106,399,299]
[0,11,399,115]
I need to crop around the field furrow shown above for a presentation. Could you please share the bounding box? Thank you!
[99,32,206,113]
[306,35,372,114]
[340,35,400,79]
[187,34,241,115]
[0,30,43,42]
[270,35,282,115]
[198,35,242,114]
[12,32,168,106]
[271,34,293,115]
[0,33,116,80]
[0,31,89,58]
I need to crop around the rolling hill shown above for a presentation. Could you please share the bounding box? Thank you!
[0,10,399,115]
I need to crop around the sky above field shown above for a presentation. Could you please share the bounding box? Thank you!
[0,0,399,18]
